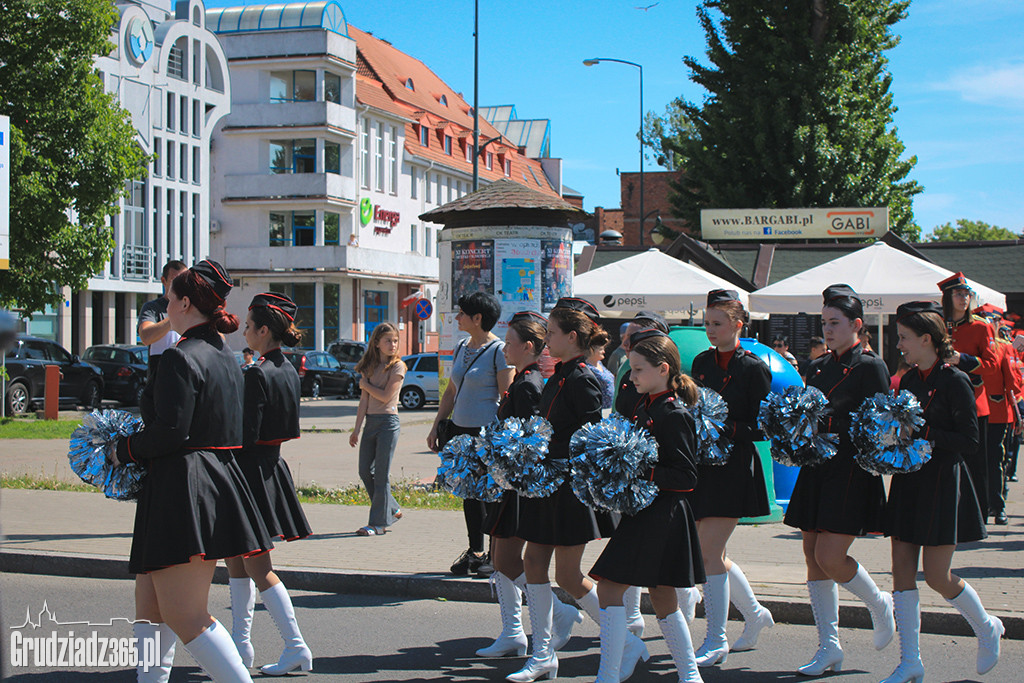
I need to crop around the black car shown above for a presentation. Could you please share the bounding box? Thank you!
[326,339,367,395]
[281,349,354,398]
[82,344,149,406]
[3,335,104,415]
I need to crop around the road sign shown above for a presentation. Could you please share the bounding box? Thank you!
[415,299,433,320]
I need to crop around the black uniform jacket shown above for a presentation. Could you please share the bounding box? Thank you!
[631,391,698,492]
[901,361,979,462]
[691,347,771,442]
[497,362,544,421]
[538,356,603,460]
[119,322,243,463]
[615,373,644,418]
[242,347,301,451]
[805,342,891,448]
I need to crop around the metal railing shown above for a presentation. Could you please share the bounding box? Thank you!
[122,245,154,281]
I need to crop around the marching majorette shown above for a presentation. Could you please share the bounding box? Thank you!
[225,293,313,676]
[589,329,706,683]
[883,301,1001,683]
[508,298,618,682]
[688,290,775,667]
[783,285,895,676]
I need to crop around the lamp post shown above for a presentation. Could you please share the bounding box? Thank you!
[583,57,644,246]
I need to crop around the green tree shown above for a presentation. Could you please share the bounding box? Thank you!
[656,0,922,240]
[0,0,148,315]
[928,219,1022,242]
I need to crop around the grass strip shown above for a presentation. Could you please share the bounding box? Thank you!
[0,418,81,440]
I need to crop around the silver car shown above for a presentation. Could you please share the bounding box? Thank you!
[399,353,439,410]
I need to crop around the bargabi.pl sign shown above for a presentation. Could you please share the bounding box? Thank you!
[701,207,888,241]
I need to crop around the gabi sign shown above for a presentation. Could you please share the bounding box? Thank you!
[701,208,888,241]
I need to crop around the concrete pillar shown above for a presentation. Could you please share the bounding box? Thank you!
[77,292,93,355]
[124,294,138,345]
[101,292,117,344]
[314,279,325,351]
[58,287,73,351]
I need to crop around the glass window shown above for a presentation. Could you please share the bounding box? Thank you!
[363,290,389,342]
[505,159,512,177]
[425,172,432,203]
[360,119,370,188]
[293,211,315,246]
[271,283,316,342]
[410,166,418,199]
[324,72,342,104]
[192,99,201,136]
[325,141,341,174]
[294,139,315,173]
[465,141,473,162]
[444,135,452,155]
[166,92,175,130]
[153,137,162,176]
[166,189,174,256]
[417,355,438,372]
[270,141,288,174]
[180,96,188,133]
[410,224,417,252]
[192,194,200,263]
[324,212,340,245]
[179,190,187,261]
[486,152,493,170]
[294,70,315,101]
[419,125,429,147]
[324,284,340,340]
[166,140,174,178]
[269,70,316,102]
[270,212,288,246]
[269,71,289,102]
[425,227,432,257]
[179,142,187,180]
[192,146,200,183]
[374,123,384,191]
[389,126,398,194]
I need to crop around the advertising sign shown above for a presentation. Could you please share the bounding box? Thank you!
[450,239,494,302]
[541,240,572,311]
[701,207,888,241]
[0,115,8,269]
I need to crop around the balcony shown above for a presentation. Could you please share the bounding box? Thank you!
[222,101,356,134]
[223,172,355,202]
[122,245,154,282]
[224,245,438,281]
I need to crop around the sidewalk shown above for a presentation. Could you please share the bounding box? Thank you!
[1,485,1022,639]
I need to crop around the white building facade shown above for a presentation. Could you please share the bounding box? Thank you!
[42,0,231,353]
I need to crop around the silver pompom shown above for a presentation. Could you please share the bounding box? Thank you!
[569,413,660,515]
[692,387,733,465]
[436,434,504,502]
[758,386,838,467]
[68,409,145,501]
[851,391,933,475]
[479,416,561,498]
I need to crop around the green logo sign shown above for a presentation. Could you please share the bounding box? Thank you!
[360,198,373,225]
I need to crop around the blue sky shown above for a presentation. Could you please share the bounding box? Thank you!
[205,0,1024,236]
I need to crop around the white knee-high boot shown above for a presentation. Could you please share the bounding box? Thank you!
[840,563,895,650]
[623,586,644,637]
[134,622,176,683]
[694,572,729,667]
[659,609,703,683]
[551,584,583,652]
[183,620,254,683]
[477,572,528,657]
[947,581,1004,675]
[595,607,626,683]
[229,577,255,667]
[576,585,602,624]
[258,582,313,676]
[880,590,924,683]
[728,562,774,651]
[507,583,557,682]
[798,580,843,676]
[676,586,702,624]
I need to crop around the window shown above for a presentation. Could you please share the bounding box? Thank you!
[405,78,415,90]
[179,191,187,261]
[166,140,175,179]
[363,290,389,342]
[374,123,384,191]
[325,141,341,174]
[180,96,188,133]
[439,94,448,107]
[269,211,315,246]
[360,119,370,188]
[168,40,186,80]
[192,147,200,183]
[192,194,200,263]
[417,355,438,373]
[153,137,162,176]
[152,189,161,262]
[410,224,417,252]
[166,92,175,131]
[425,227,432,257]
[179,142,187,180]
[324,212,340,245]
[410,166,418,199]
[388,126,398,194]
[444,135,452,155]
[425,172,432,203]
[435,173,442,202]
[270,139,316,173]
[444,176,450,204]
[271,283,316,341]
[465,141,473,163]
[270,212,287,246]
[419,125,429,147]
[269,70,316,102]
[166,189,174,256]
[504,158,512,177]
[192,99,201,137]
[325,72,342,104]
[486,151,493,170]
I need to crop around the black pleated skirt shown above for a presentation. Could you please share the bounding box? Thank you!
[692,441,771,519]
[784,449,886,536]
[516,480,618,546]
[885,454,987,546]
[129,449,272,574]
[590,492,705,588]
[484,490,521,539]
[236,446,312,542]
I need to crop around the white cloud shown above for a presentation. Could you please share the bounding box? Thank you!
[936,64,1024,107]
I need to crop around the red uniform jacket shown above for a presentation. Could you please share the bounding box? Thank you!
[986,340,1023,425]
[950,315,998,418]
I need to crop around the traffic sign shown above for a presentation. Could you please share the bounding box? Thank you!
[415,299,433,320]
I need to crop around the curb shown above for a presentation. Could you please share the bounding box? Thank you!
[2,549,1021,640]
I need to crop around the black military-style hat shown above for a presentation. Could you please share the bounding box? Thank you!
[554,297,600,322]
[629,328,668,346]
[822,284,859,306]
[937,272,972,293]
[632,310,669,333]
[707,289,741,307]
[249,292,297,322]
[192,259,233,299]
[895,301,943,321]
[509,310,547,326]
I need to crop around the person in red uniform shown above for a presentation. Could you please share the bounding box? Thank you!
[982,335,1021,525]
[938,272,999,519]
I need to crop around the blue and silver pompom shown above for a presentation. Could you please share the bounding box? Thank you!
[479,416,560,498]
[758,386,838,467]
[68,409,145,501]
[568,413,659,515]
[692,387,733,465]
[850,390,932,476]
[436,434,504,502]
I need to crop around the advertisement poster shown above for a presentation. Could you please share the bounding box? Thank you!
[451,240,494,304]
[494,240,541,339]
[541,240,572,310]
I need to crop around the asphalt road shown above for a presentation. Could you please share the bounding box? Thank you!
[1,573,1020,682]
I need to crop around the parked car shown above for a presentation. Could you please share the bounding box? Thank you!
[3,335,104,415]
[82,344,149,406]
[399,352,439,410]
[326,339,367,396]
[281,349,354,398]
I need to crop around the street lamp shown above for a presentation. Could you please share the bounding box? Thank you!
[583,57,645,245]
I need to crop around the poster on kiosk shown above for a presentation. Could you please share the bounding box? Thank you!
[437,225,573,396]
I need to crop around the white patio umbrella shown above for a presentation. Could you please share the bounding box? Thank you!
[574,248,748,318]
